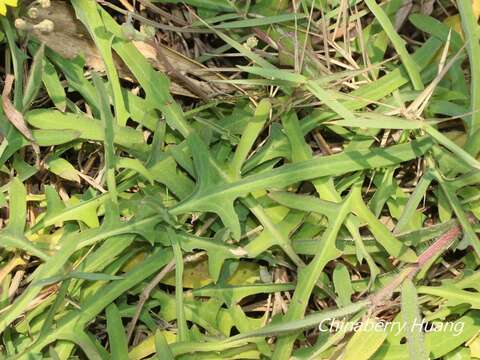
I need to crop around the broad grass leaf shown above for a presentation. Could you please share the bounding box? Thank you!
[26,109,147,153]
[22,44,45,112]
[117,157,154,184]
[401,279,429,360]
[409,14,463,53]
[373,311,480,359]
[154,330,174,360]
[42,58,66,112]
[34,272,123,287]
[417,285,480,309]
[128,331,175,360]
[71,0,129,126]
[213,13,305,29]
[0,178,49,260]
[364,0,423,90]
[333,263,353,307]
[342,317,388,360]
[457,0,480,154]
[193,283,295,306]
[46,158,80,183]
[332,113,422,130]
[32,129,79,146]
[351,185,418,262]
[425,124,480,170]
[173,138,434,237]
[106,304,129,360]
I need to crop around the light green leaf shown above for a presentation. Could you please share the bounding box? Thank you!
[117,157,154,184]
[106,304,129,360]
[402,279,429,360]
[46,158,80,183]
[22,43,45,112]
[333,263,353,307]
[343,317,388,360]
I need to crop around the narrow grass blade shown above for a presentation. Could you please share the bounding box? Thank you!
[458,0,480,155]
[401,279,429,360]
[154,330,174,360]
[425,124,480,170]
[106,304,129,360]
[364,0,423,90]
[93,73,118,210]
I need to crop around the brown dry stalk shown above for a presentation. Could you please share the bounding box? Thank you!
[125,258,176,342]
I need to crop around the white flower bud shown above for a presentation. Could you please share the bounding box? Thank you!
[27,7,39,19]
[38,0,51,8]
[14,18,29,30]
[33,19,54,33]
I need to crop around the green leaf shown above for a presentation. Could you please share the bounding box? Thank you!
[332,113,422,130]
[351,184,418,263]
[172,138,434,237]
[99,10,192,138]
[71,0,129,126]
[169,228,189,342]
[42,58,67,112]
[193,283,296,306]
[22,43,45,112]
[117,157,154,184]
[213,13,306,29]
[46,158,80,183]
[93,73,118,210]
[32,129,79,146]
[26,109,147,153]
[364,0,423,90]
[305,81,357,122]
[409,14,463,53]
[272,193,353,359]
[229,99,270,177]
[106,304,129,360]
[0,178,49,260]
[333,263,353,307]
[401,279,429,360]
[457,0,480,155]
[154,330,174,360]
[425,124,480,170]
[417,285,480,309]
[33,272,123,287]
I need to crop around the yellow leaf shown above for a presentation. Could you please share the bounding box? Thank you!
[121,252,146,272]
[162,259,213,288]
[128,331,176,360]
[445,130,467,147]
[227,261,260,285]
[444,15,464,39]
[474,0,480,19]
[161,260,260,289]
[444,0,480,39]
[468,333,480,358]
[343,318,389,360]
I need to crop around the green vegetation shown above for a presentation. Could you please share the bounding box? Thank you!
[0,0,479,359]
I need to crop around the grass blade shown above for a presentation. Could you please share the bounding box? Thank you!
[364,0,423,90]
[401,279,429,360]
[106,304,129,360]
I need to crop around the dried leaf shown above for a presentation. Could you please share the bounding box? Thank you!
[1,74,35,142]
